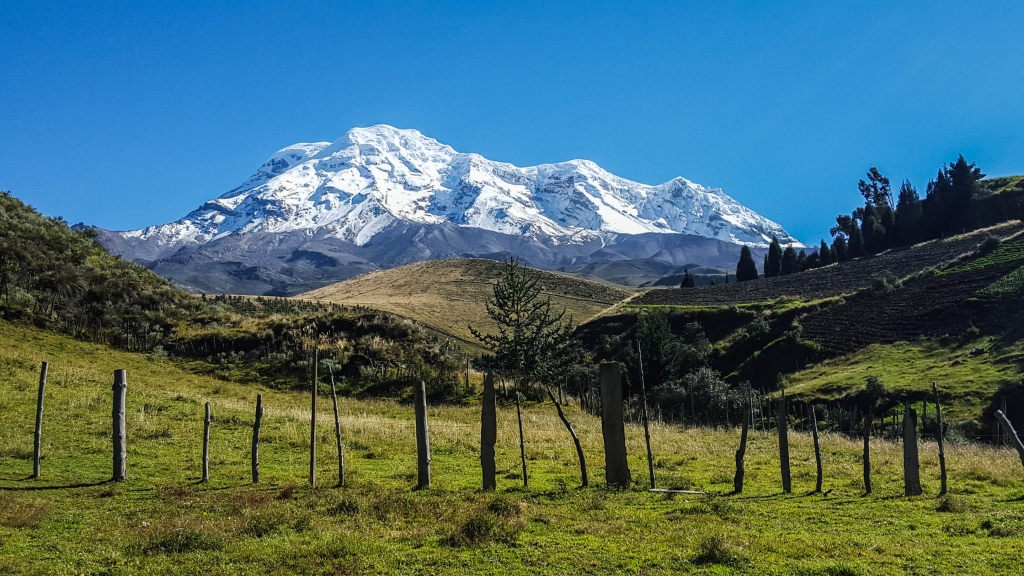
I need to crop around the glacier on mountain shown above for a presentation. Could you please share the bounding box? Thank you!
[119,125,802,254]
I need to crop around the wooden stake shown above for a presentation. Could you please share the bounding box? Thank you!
[778,390,791,493]
[811,404,823,493]
[310,348,318,487]
[202,402,211,483]
[995,410,1024,470]
[863,404,873,494]
[933,383,947,495]
[902,401,922,496]
[637,343,656,489]
[481,373,497,491]
[31,361,47,479]
[734,385,750,494]
[547,387,588,487]
[112,370,127,482]
[414,380,431,489]
[328,366,345,487]
[252,393,263,484]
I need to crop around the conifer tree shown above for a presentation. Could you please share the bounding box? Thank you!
[780,246,797,275]
[736,246,759,282]
[818,240,831,266]
[681,270,695,288]
[765,236,783,277]
[831,236,848,262]
[848,222,865,258]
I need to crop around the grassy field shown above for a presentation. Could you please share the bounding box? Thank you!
[783,339,1021,421]
[2,322,1024,574]
[298,258,633,343]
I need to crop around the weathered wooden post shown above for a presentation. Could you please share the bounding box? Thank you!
[328,366,345,487]
[778,389,791,493]
[31,361,48,479]
[995,410,1024,470]
[481,373,497,491]
[310,348,318,487]
[903,401,922,496]
[863,404,873,494]
[811,404,823,493]
[202,402,211,483]
[414,380,431,489]
[112,369,127,482]
[734,385,751,494]
[600,362,631,489]
[637,343,656,489]
[252,393,263,484]
[933,383,947,495]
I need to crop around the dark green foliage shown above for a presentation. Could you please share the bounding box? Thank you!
[765,237,782,277]
[733,331,821,388]
[780,247,797,275]
[848,222,865,258]
[681,270,695,288]
[736,246,759,282]
[470,258,584,397]
[620,310,683,392]
[819,240,832,266]
[831,236,848,261]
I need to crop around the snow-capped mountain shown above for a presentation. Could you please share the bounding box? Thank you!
[98,125,799,294]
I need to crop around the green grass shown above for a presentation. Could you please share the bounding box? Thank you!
[944,234,1024,275]
[978,265,1024,297]
[783,339,1021,421]
[2,321,1024,574]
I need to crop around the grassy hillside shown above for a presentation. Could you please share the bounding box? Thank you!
[299,258,634,343]
[2,321,1024,574]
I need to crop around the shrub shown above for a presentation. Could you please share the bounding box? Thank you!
[450,508,528,545]
[936,495,970,513]
[691,533,744,566]
[135,525,223,555]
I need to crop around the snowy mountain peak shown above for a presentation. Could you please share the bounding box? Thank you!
[118,125,802,254]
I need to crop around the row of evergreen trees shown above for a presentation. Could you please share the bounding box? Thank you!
[727,155,1001,281]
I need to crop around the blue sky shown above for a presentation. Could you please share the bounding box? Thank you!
[2,1,1023,244]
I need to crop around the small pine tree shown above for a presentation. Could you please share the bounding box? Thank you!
[724,273,729,284]
[765,236,783,277]
[681,270,695,288]
[780,246,797,275]
[736,246,759,282]
[848,222,865,258]
[818,239,831,266]
[831,236,848,261]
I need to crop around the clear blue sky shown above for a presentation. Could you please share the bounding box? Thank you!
[2,1,1023,244]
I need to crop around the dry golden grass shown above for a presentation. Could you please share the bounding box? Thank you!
[297,258,633,342]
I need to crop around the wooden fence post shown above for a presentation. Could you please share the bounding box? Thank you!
[414,381,431,489]
[734,385,751,494]
[995,410,1024,470]
[252,393,263,484]
[112,370,127,482]
[903,401,922,496]
[863,404,873,494]
[637,343,656,489]
[31,361,48,479]
[328,366,345,488]
[310,348,318,487]
[600,362,631,489]
[202,402,211,483]
[481,373,497,491]
[811,404,823,493]
[933,383,947,495]
[778,390,791,494]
